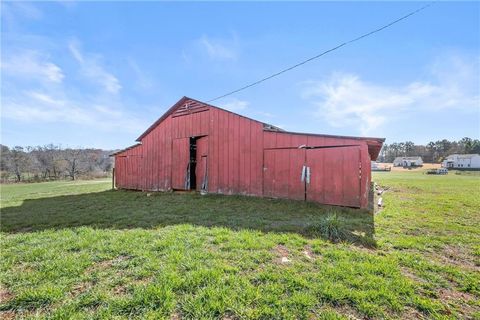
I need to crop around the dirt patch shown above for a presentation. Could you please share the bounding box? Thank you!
[351,245,377,255]
[274,245,291,264]
[384,163,440,172]
[14,263,34,273]
[0,288,14,304]
[132,276,153,285]
[402,307,426,319]
[303,245,314,260]
[171,312,182,320]
[437,288,478,318]
[400,267,427,284]
[70,282,92,297]
[0,311,16,320]
[437,288,474,302]
[332,304,364,320]
[404,228,424,236]
[86,255,131,274]
[275,244,289,256]
[222,312,238,320]
[113,285,127,296]
[436,245,479,271]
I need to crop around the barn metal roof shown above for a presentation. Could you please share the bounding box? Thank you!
[445,154,480,160]
[110,143,142,156]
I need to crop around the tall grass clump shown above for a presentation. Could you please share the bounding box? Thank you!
[304,211,346,242]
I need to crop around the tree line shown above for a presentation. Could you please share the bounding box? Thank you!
[377,137,480,163]
[0,145,114,183]
[1,137,479,182]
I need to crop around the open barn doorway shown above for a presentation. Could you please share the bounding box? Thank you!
[188,137,197,190]
[171,136,208,191]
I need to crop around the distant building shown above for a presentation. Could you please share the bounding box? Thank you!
[442,154,480,169]
[393,156,423,167]
[371,161,391,171]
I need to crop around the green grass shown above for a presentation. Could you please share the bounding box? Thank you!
[0,172,479,319]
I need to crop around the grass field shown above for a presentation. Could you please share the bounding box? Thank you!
[1,172,479,319]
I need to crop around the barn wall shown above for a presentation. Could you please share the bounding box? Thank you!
[114,144,144,190]
[207,108,264,195]
[119,104,265,195]
[140,110,210,191]
[361,143,372,208]
[262,131,373,208]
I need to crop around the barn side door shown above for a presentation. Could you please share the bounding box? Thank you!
[171,137,190,190]
[306,146,361,207]
[263,148,306,201]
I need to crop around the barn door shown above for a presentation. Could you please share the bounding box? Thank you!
[196,136,209,191]
[263,148,306,201]
[171,138,190,190]
[306,146,361,207]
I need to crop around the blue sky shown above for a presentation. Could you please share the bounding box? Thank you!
[1,1,479,149]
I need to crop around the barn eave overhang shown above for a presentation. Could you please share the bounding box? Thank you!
[110,143,142,157]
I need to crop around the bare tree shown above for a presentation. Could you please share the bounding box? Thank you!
[63,148,83,180]
[10,146,30,182]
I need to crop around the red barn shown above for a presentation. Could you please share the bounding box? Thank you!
[113,97,384,208]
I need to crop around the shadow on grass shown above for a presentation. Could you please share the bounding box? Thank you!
[1,190,376,247]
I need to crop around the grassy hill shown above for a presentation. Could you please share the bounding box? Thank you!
[1,172,478,319]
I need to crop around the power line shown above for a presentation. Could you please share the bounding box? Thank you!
[207,2,435,103]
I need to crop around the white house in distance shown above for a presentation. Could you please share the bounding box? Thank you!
[393,156,423,167]
[442,154,480,169]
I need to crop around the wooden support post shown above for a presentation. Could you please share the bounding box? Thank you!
[112,167,115,190]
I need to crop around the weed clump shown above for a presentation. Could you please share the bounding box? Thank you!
[304,212,346,242]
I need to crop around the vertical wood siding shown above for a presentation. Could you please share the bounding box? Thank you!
[114,144,143,190]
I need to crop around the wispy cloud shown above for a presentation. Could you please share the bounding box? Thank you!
[2,90,148,133]
[2,43,144,134]
[68,40,122,94]
[197,34,239,61]
[1,50,64,83]
[1,2,43,24]
[301,54,480,135]
[128,58,154,90]
[220,98,249,112]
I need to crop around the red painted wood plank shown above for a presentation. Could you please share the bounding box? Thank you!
[171,137,189,190]
[233,114,240,193]
[227,113,234,194]
[196,136,208,190]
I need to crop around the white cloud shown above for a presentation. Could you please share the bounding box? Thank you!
[2,91,147,133]
[197,34,239,61]
[68,40,122,94]
[27,91,65,105]
[301,54,480,135]
[220,98,249,112]
[1,42,143,135]
[1,50,64,83]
